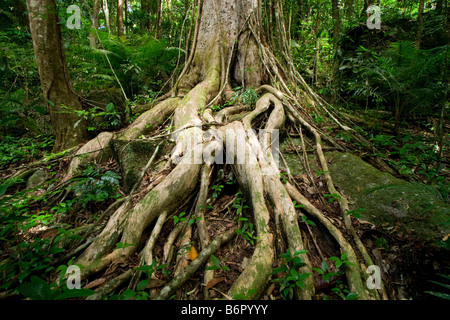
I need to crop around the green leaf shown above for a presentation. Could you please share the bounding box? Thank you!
[55,288,96,300]
[137,279,150,291]
[313,267,324,275]
[296,280,305,290]
[428,280,450,291]
[16,276,52,300]
[210,254,220,267]
[425,291,450,300]
[346,293,358,300]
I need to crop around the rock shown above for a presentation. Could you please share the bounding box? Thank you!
[26,169,48,189]
[326,151,449,242]
[281,146,449,242]
[113,139,162,193]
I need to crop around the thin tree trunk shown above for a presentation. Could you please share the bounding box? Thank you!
[117,0,124,36]
[26,0,88,152]
[416,0,425,49]
[331,0,340,53]
[102,0,111,33]
[90,0,101,47]
[156,0,163,39]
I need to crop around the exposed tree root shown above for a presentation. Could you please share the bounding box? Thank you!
[47,2,389,301]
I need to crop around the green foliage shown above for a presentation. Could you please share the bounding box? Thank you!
[232,288,257,300]
[211,184,224,199]
[345,208,365,219]
[313,254,352,283]
[232,192,249,217]
[329,281,358,300]
[172,212,200,226]
[231,192,258,245]
[0,134,54,169]
[235,217,259,246]
[206,254,230,272]
[425,271,450,300]
[323,193,342,203]
[239,88,259,107]
[69,164,121,209]
[109,259,167,300]
[67,32,183,98]
[272,249,311,300]
[342,41,447,119]
[16,275,95,300]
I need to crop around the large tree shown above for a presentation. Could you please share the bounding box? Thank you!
[61,0,388,300]
[26,0,88,152]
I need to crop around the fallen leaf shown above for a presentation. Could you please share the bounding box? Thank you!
[147,279,166,288]
[443,234,450,241]
[206,277,226,290]
[188,246,198,261]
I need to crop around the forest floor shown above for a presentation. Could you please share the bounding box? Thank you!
[0,108,448,301]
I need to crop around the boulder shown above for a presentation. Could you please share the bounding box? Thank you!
[282,147,449,242]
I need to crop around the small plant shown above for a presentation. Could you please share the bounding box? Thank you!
[292,201,304,208]
[114,242,135,250]
[324,193,342,203]
[69,164,121,209]
[232,192,248,216]
[206,254,230,271]
[375,237,389,251]
[311,112,325,125]
[330,280,358,300]
[109,259,167,300]
[172,211,187,225]
[345,208,365,219]
[313,254,353,283]
[315,169,329,177]
[239,88,259,107]
[280,172,288,184]
[211,184,224,199]
[272,249,311,300]
[235,217,260,246]
[301,215,316,226]
[172,212,201,226]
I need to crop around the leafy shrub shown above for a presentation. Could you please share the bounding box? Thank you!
[272,249,311,300]
[69,164,121,209]
[0,134,54,169]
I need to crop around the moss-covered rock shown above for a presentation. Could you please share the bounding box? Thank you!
[113,139,162,193]
[26,168,48,189]
[281,143,449,242]
[326,152,449,242]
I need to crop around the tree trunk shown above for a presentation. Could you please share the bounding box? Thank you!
[416,0,425,49]
[26,0,88,152]
[60,0,384,301]
[117,0,124,36]
[331,0,340,53]
[155,0,163,39]
[90,0,102,47]
[102,0,111,33]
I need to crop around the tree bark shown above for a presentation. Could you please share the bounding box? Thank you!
[331,0,340,53]
[102,0,111,33]
[156,0,163,38]
[416,0,425,49]
[90,0,102,47]
[26,0,88,152]
[117,0,124,36]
